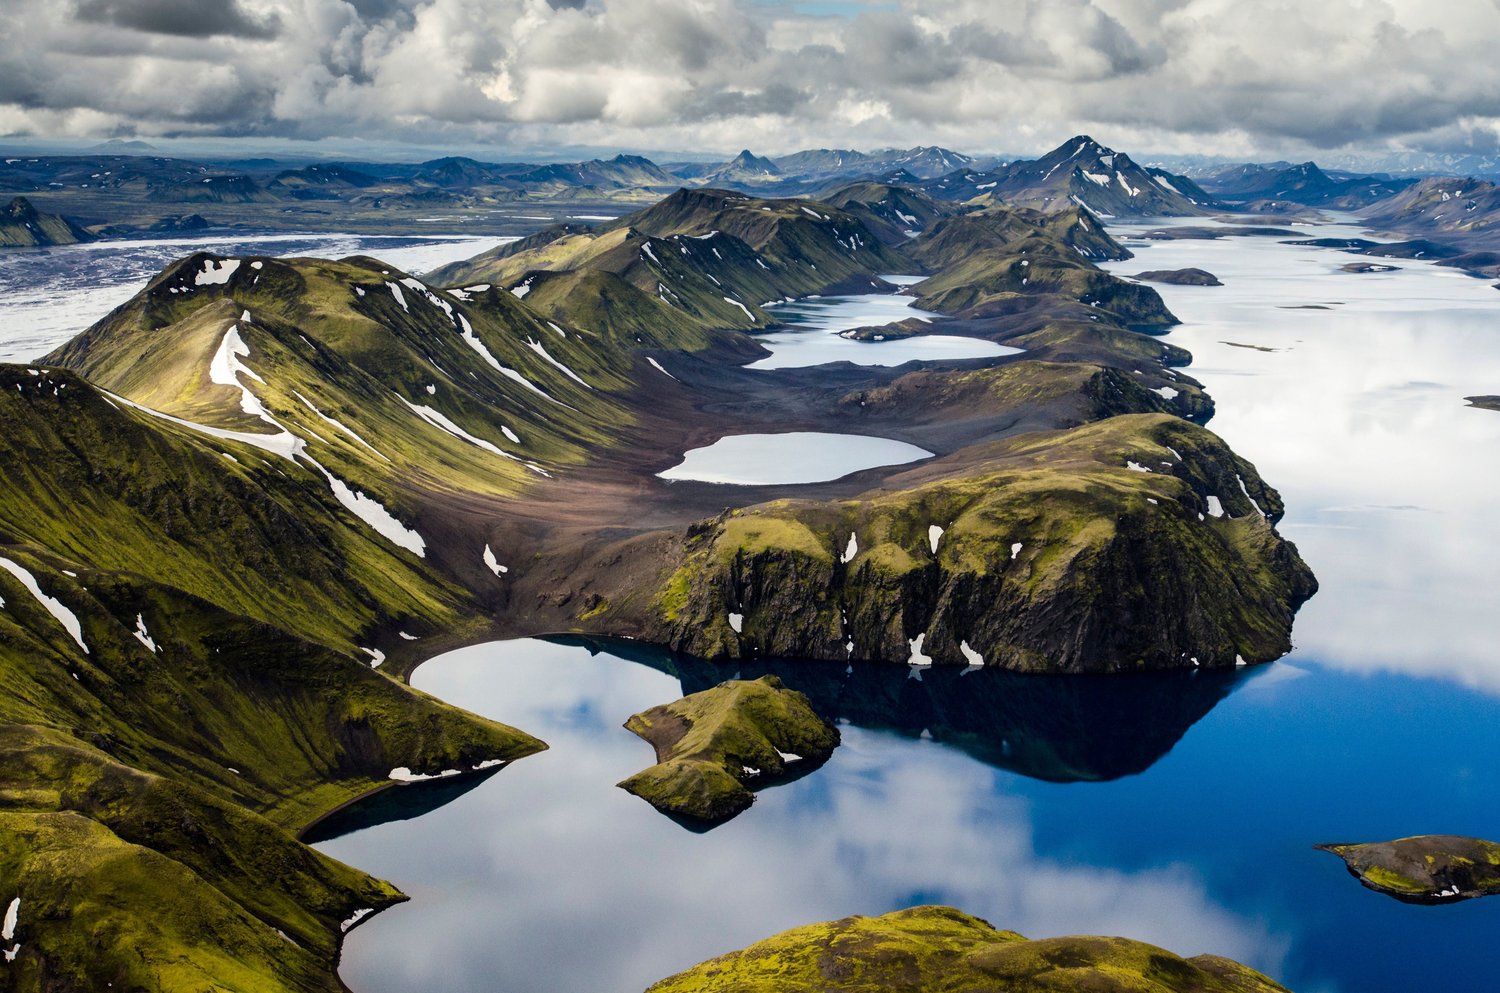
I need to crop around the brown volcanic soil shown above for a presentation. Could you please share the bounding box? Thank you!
[383,302,1215,676]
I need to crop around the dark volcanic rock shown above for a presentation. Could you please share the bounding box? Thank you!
[1464,395,1500,411]
[1134,268,1223,286]
[1317,836,1500,904]
[1339,262,1399,273]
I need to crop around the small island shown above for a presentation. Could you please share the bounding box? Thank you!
[619,676,839,824]
[1339,262,1400,273]
[1464,395,1500,411]
[1134,267,1223,286]
[1316,835,1500,903]
[644,905,1296,992]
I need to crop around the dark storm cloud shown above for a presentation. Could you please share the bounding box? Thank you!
[73,0,282,39]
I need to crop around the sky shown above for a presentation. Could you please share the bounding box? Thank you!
[3,0,1500,162]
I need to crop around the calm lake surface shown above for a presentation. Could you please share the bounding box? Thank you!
[0,231,503,362]
[657,430,934,484]
[318,217,1500,993]
[748,276,1020,369]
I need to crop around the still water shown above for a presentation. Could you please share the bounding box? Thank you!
[316,220,1500,993]
[657,431,934,484]
[748,276,1020,369]
[0,231,501,362]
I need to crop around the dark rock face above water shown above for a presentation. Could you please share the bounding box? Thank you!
[649,415,1317,673]
[644,905,1296,993]
[618,676,838,825]
[1317,836,1500,904]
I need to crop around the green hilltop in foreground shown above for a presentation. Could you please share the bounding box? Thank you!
[644,906,1294,993]
[0,176,1315,990]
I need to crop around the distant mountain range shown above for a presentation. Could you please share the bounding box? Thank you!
[10,135,1500,237]
[1199,161,1415,208]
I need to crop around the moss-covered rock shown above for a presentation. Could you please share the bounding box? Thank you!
[643,905,1293,992]
[649,414,1314,672]
[1316,836,1500,904]
[619,676,838,824]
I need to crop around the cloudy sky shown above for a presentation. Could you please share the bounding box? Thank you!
[3,0,1500,161]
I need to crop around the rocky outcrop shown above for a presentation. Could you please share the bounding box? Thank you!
[0,196,93,247]
[651,415,1315,672]
[1317,836,1500,904]
[618,676,838,824]
[1135,268,1223,286]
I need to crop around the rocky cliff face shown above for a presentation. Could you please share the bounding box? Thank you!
[650,415,1314,672]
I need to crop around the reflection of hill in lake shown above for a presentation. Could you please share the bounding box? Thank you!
[559,636,1253,783]
[301,766,505,843]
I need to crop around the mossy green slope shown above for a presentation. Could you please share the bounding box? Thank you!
[644,905,1293,993]
[910,204,1132,269]
[46,252,633,503]
[0,196,92,247]
[1316,836,1500,904]
[0,364,544,991]
[800,181,957,245]
[619,675,838,823]
[651,414,1314,672]
[432,188,911,334]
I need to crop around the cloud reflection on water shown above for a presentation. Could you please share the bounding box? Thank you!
[1104,223,1500,694]
[322,639,1287,993]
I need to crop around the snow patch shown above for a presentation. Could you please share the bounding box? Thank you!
[1010,542,1023,560]
[907,633,932,666]
[401,397,515,461]
[525,338,590,387]
[483,545,509,576]
[0,557,89,655]
[1206,495,1226,518]
[959,640,984,667]
[133,614,158,653]
[340,908,374,932]
[722,297,755,322]
[293,390,389,461]
[361,647,385,668]
[386,282,408,311]
[840,532,859,564]
[194,259,239,286]
[928,524,944,554]
[647,357,677,380]
[319,469,426,557]
[728,612,743,634]
[1153,386,1180,400]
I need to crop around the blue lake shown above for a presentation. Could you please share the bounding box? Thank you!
[317,219,1500,993]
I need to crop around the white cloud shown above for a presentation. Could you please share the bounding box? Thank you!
[2,0,1499,157]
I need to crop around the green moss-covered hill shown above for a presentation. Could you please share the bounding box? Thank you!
[644,905,1294,993]
[0,196,93,248]
[0,365,543,992]
[619,675,838,824]
[1316,836,1500,904]
[429,187,909,332]
[647,414,1314,671]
